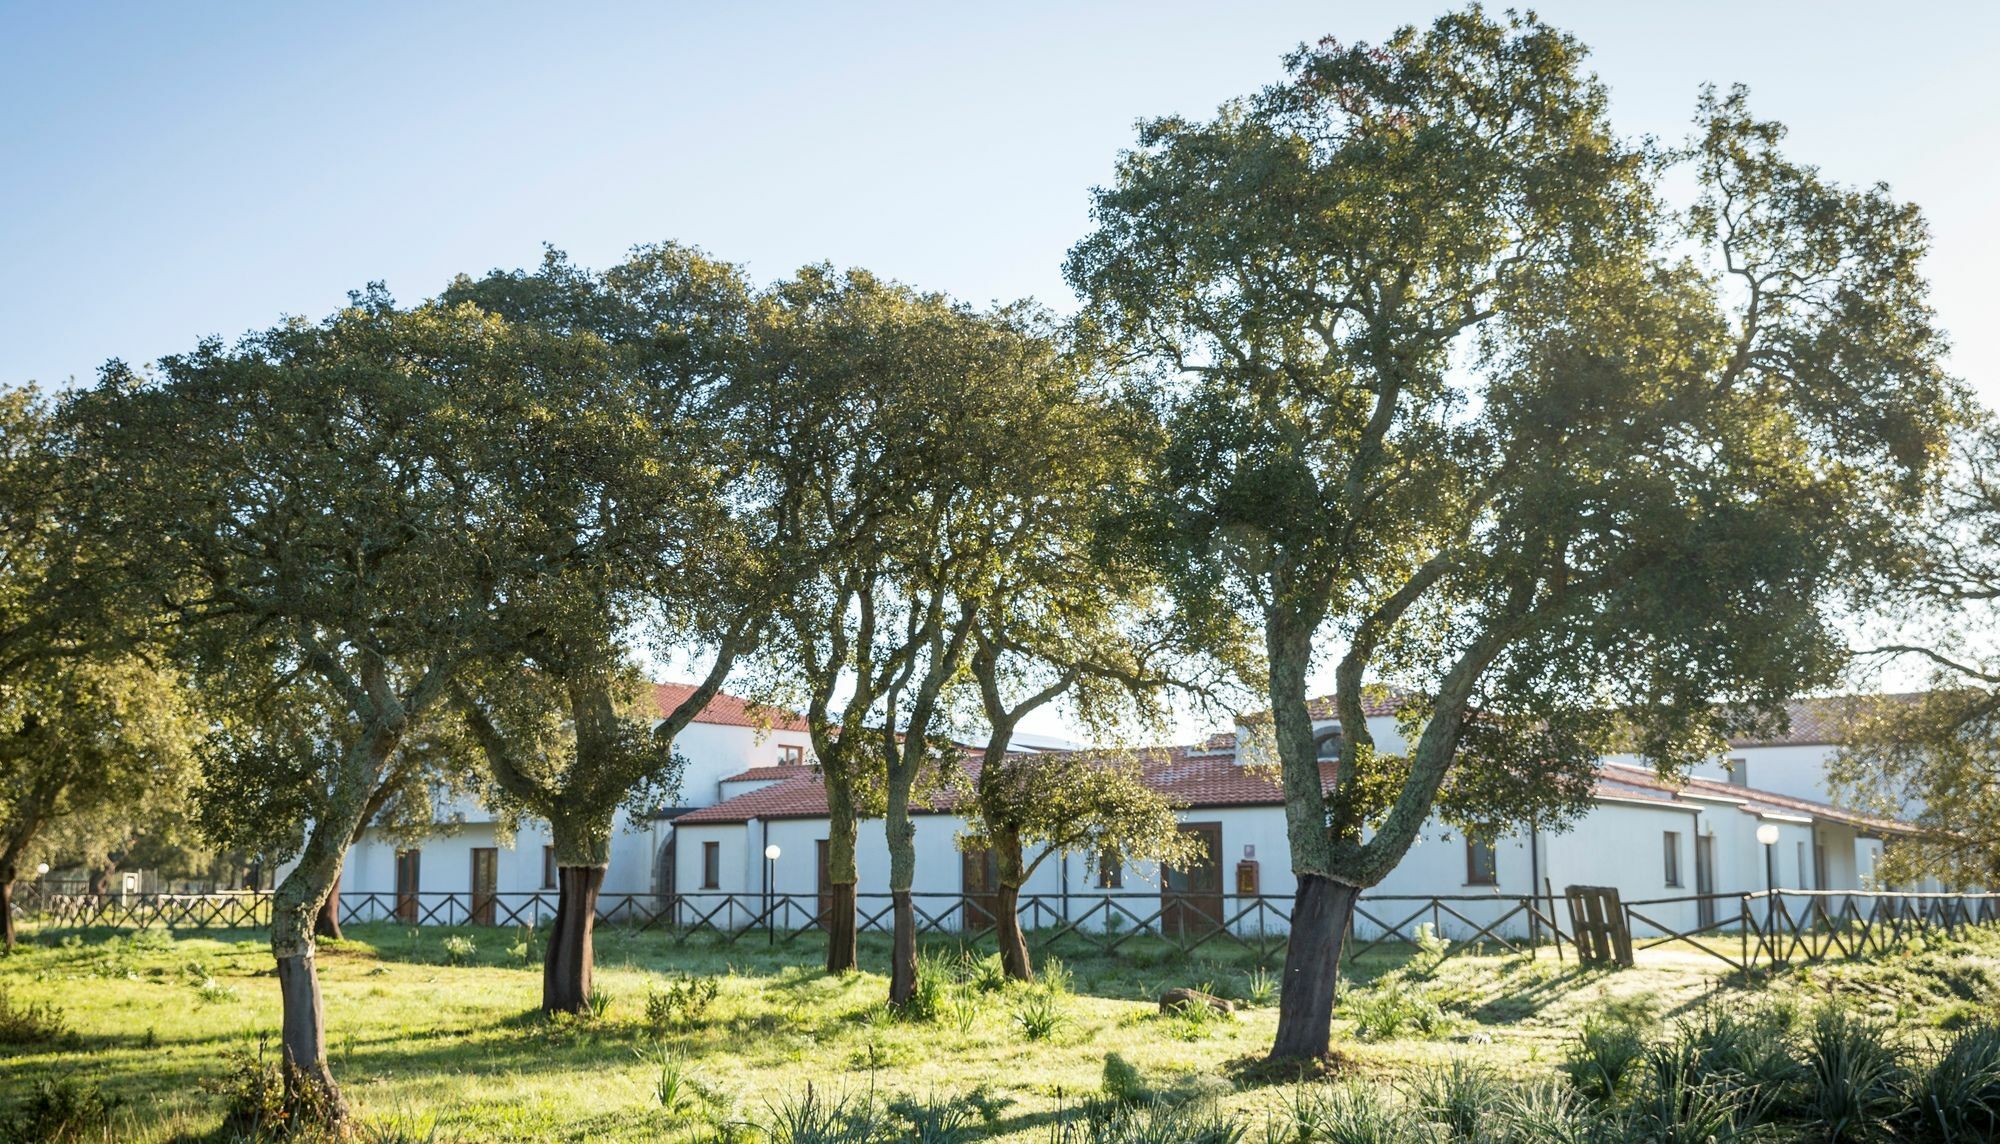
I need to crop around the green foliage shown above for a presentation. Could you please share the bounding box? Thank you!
[3,1074,117,1143]
[440,935,476,967]
[1561,1009,1653,1102]
[644,973,721,1034]
[1101,1053,1146,1105]
[1283,1081,1434,1143]
[0,988,70,1047]
[587,986,612,1021]
[1015,989,1069,1042]
[1046,1099,1246,1144]
[1403,1057,1503,1139]
[1342,981,1456,1042]
[1910,1021,2000,1140]
[1244,965,1277,1008]
[1795,1004,1907,1139]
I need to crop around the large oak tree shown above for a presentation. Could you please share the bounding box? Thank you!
[1069,10,1960,1060]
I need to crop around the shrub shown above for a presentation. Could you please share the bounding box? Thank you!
[1796,1004,1907,1139]
[1910,1021,2000,1140]
[1046,1099,1245,1144]
[1284,1080,1432,1144]
[900,949,955,1023]
[587,986,611,1021]
[1494,1080,1610,1144]
[1404,1057,1502,1139]
[1244,965,1277,1007]
[637,1041,700,1117]
[644,973,721,1034]
[193,977,239,1005]
[760,1082,882,1144]
[440,934,476,966]
[1015,990,1068,1042]
[959,951,1008,994]
[1413,922,1451,968]
[1344,984,1452,1042]
[887,1093,979,1144]
[0,988,72,1048]
[198,1040,305,1137]
[3,1074,117,1142]
[1561,1010,1649,1102]
[1041,956,1074,996]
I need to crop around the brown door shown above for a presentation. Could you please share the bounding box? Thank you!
[962,846,1001,931]
[394,849,421,923]
[815,839,832,929]
[1162,823,1223,936]
[470,847,498,926]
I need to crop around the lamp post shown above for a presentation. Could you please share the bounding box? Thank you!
[764,843,782,947]
[1756,822,1780,959]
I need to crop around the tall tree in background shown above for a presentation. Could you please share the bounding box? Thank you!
[72,293,510,1124]
[440,246,771,1013]
[1834,423,2000,885]
[0,657,202,950]
[1070,9,1959,1061]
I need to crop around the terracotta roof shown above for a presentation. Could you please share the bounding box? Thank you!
[1596,762,1912,835]
[676,769,978,825]
[1304,689,1412,720]
[652,683,809,732]
[1723,693,1922,748]
[720,764,815,783]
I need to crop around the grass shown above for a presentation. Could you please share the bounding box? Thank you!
[1,921,1998,1140]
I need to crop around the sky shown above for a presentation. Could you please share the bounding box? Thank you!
[5,1,1996,739]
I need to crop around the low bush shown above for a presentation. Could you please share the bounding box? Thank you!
[439,934,476,966]
[1045,1099,1245,1144]
[1561,1009,1649,1102]
[1343,982,1454,1042]
[644,973,721,1033]
[1404,1057,1502,1139]
[3,1074,117,1142]
[1795,1004,1907,1140]
[1909,1021,2000,1140]
[0,988,72,1048]
[1015,989,1068,1042]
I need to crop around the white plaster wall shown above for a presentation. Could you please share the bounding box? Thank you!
[1687,743,1841,803]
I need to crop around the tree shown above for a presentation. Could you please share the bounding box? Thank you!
[0,656,201,949]
[438,245,770,1013]
[1833,424,2000,886]
[72,291,512,1123]
[1069,9,1958,1060]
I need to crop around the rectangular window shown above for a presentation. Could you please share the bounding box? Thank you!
[542,845,557,890]
[778,744,806,766]
[1465,837,1497,886]
[1726,757,1749,787]
[1663,831,1682,887]
[1096,848,1123,889]
[701,841,720,889]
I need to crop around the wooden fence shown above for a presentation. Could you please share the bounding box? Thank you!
[22,886,2000,973]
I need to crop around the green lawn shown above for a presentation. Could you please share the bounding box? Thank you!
[1,920,1996,1141]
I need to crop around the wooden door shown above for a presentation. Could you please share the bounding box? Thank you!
[962,846,1001,932]
[1695,835,1716,928]
[815,839,832,929]
[470,847,498,926]
[1161,823,1223,937]
[394,849,421,923]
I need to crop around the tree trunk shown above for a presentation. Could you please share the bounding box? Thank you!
[275,950,345,1121]
[995,882,1031,982]
[313,882,344,941]
[1269,873,1358,1061]
[995,829,1031,981]
[888,890,916,1008]
[824,781,859,974]
[544,865,605,1014]
[0,877,15,954]
[825,882,857,974]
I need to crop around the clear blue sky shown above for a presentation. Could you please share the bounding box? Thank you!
[4,2,1993,737]
[5,2,1996,398]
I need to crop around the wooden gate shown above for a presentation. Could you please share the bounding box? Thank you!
[1564,885,1633,966]
[1162,823,1224,937]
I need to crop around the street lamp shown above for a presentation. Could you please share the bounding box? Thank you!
[33,864,47,877]
[1756,822,1780,957]
[764,844,782,947]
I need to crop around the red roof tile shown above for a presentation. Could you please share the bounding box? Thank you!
[653,683,809,732]
[720,764,815,783]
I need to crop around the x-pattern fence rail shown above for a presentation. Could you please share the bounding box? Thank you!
[23,886,2000,972]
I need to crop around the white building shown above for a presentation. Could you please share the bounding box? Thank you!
[330,688,1921,939]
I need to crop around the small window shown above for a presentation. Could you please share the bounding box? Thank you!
[542,845,557,890]
[1663,832,1682,887]
[1314,728,1343,761]
[1096,848,1123,889]
[1725,757,1749,787]
[778,743,806,766]
[701,841,720,889]
[1465,836,1497,885]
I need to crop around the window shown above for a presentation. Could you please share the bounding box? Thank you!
[1663,832,1682,887]
[1314,728,1343,761]
[1725,757,1749,787]
[1797,841,1808,889]
[1096,847,1123,889]
[777,744,806,766]
[1465,837,1497,885]
[701,841,720,889]
[542,845,557,890]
